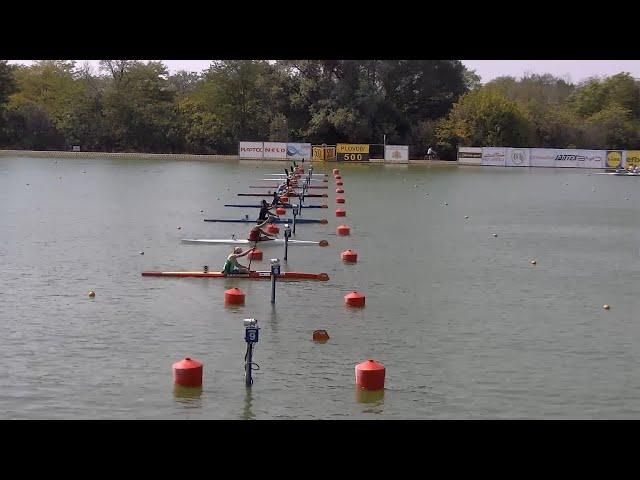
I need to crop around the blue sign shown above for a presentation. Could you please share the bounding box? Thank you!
[271,265,281,276]
[245,327,259,343]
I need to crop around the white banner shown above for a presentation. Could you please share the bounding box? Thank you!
[457,147,482,165]
[286,143,312,159]
[239,142,264,159]
[263,142,288,159]
[482,147,507,166]
[505,148,530,167]
[385,145,409,162]
[530,148,604,168]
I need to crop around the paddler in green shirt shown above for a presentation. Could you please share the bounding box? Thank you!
[223,247,255,275]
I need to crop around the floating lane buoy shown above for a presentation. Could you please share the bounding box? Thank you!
[88,290,96,298]
[530,259,536,265]
[139,251,144,255]
[337,225,350,236]
[249,248,263,261]
[336,197,345,204]
[177,226,182,230]
[224,287,245,306]
[355,359,385,391]
[334,175,342,180]
[313,330,330,342]
[492,233,498,237]
[336,188,344,194]
[266,224,279,235]
[335,208,346,217]
[341,249,358,263]
[336,181,343,186]
[280,195,289,203]
[276,207,286,215]
[333,169,340,175]
[173,357,203,387]
[345,291,365,307]
[603,304,610,310]
[465,216,469,219]
[319,240,329,247]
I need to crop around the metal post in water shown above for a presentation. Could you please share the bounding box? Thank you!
[244,318,259,387]
[284,224,291,261]
[270,258,280,304]
[292,205,298,235]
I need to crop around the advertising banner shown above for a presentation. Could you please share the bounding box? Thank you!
[530,148,556,167]
[457,147,482,165]
[625,150,640,168]
[481,147,507,166]
[263,142,288,159]
[239,142,264,159]
[606,150,623,168]
[336,143,370,162]
[286,143,312,160]
[555,149,604,168]
[505,148,530,167]
[385,145,409,163]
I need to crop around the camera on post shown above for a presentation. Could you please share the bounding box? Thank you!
[270,258,281,276]
[284,224,291,238]
[243,318,258,328]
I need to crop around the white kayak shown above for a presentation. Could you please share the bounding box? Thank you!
[594,172,640,176]
[181,238,328,246]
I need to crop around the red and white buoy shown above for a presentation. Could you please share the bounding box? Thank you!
[334,175,342,180]
[224,287,245,305]
[341,249,358,263]
[355,359,385,391]
[336,188,344,193]
[333,169,340,175]
[337,224,350,236]
[266,224,279,235]
[336,197,345,204]
[173,357,203,387]
[344,291,365,307]
[336,181,343,186]
[276,207,286,215]
[249,248,263,260]
[335,208,346,217]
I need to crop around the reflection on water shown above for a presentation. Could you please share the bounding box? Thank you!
[355,388,384,405]
[242,387,255,420]
[173,384,203,409]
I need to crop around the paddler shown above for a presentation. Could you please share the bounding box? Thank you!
[249,218,277,242]
[222,246,255,275]
[259,199,276,221]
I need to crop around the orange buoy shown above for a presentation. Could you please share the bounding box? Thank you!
[341,249,358,263]
[345,291,365,307]
[336,181,343,186]
[249,248,263,260]
[266,224,280,234]
[280,195,289,203]
[333,169,340,175]
[313,330,330,342]
[334,175,342,180]
[336,188,344,193]
[336,197,345,204]
[337,224,350,236]
[88,290,96,298]
[224,287,245,305]
[276,207,286,215]
[323,179,328,183]
[173,357,203,387]
[335,208,346,217]
[355,359,385,391]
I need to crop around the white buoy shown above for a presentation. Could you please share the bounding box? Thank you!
[493,233,498,237]
[139,251,144,255]
[465,216,469,219]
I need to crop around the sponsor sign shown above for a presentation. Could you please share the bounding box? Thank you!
[72,145,81,152]
[606,150,623,168]
[554,150,604,168]
[506,148,530,167]
[482,147,507,166]
[457,147,482,165]
[625,150,640,167]
[312,146,325,160]
[263,142,288,159]
[336,144,370,162]
[286,143,312,159]
[239,141,264,159]
[384,145,409,163]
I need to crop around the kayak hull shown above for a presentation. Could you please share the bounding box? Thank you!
[181,238,328,246]
[142,271,329,280]
[237,193,328,197]
[224,204,328,209]
[204,218,328,224]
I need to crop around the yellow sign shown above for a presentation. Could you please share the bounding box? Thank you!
[312,147,325,160]
[626,150,640,167]
[606,151,622,168]
[337,144,370,154]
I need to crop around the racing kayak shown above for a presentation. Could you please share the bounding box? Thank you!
[259,178,328,182]
[594,172,640,176]
[142,270,329,280]
[237,193,328,197]
[224,203,328,209]
[266,173,326,177]
[181,238,329,246]
[204,218,328,224]
[249,185,328,189]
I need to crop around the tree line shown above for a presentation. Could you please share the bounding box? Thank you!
[1,60,639,159]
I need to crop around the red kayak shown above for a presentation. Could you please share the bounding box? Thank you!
[142,270,330,280]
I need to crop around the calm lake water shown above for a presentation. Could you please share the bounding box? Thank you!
[1,155,639,419]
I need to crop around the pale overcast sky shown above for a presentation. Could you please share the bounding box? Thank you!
[8,60,640,84]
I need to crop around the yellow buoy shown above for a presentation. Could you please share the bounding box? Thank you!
[88,291,96,298]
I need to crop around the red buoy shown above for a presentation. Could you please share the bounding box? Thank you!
[336,188,344,193]
[323,179,328,183]
[335,208,346,217]
[313,330,330,342]
[341,249,358,263]
[336,196,345,204]
[280,195,289,203]
[173,357,203,387]
[224,287,245,305]
[345,291,365,307]
[336,181,343,186]
[355,359,385,391]
[266,224,280,234]
[334,175,342,180]
[249,248,263,260]
[333,169,340,175]
[337,224,350,236]
[276,207,286,215]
